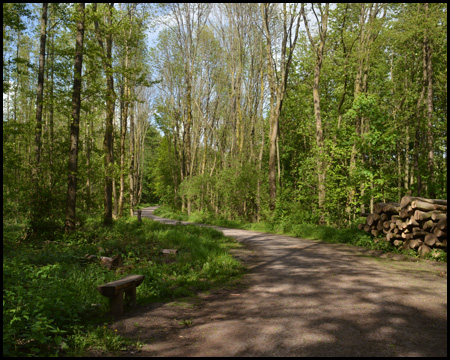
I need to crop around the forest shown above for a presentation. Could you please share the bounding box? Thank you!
[3,3,448,230]
[2,3,447,357]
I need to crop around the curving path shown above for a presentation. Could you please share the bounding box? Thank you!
[112,206,447,357]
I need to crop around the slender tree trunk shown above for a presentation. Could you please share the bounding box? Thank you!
[346,3,385,219]
[95,3,116,225]
[262,3,301,212]
[185,76,192,179]
[414,24,428,197]
[65,3,85,233]
[49,21,55,183]
[313,60,326,223]
[403,54,410,191]
[336,5,355,135]
[303,3,329,224]
[256,66,265,222]
[276,128,281,187]
[119,14,132,216]
[112,119,118,219]
[119,81,128,217]
[29,3,48,234]
[138,133,145,204]
[424,4,434,198]
[13,33,20,123]
[104,5,115,225]
[86,116,92,211]
[129,96,135,216]
[268,106,279,212]
[33,3,48,182]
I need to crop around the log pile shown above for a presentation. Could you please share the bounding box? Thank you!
[359,196,447,256]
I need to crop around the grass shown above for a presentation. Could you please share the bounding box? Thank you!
[3,213,245,357]
[153,205,447,263]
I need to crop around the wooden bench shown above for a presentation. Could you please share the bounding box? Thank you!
[97,275,145,316]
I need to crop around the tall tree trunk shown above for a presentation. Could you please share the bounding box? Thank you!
[65,3,85,233]
[129,96,135,216]
[414,22,428,197]
[424,3,435,198]
[119,81,128,217]
[33,3,48,182]
[347,3,385,218]
[119,8,133,216]
[30,3,48,234]
[49,19,55,184]
[185,76,192,179]
[104,4,116,225]
[262,3,278,212]
[94,3,116,225]
[256,118,265,222]
[303,3,329,224]
[255,58,265,222]
[86,115,93,211]
[313,59,326,223]
[262,3,301,212]
[403,54,410,191]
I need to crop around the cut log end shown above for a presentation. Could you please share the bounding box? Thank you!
[365,196,447,255]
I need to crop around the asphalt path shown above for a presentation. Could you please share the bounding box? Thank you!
[114,206,447,357]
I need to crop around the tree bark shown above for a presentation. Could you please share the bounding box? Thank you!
[65,3,85,233]
[94,3,116,226]
[414,8,428,197]
[302,3,329,224]
[119,50,129,217]
[33,3,48,180]
[262,3,301,212]
[129,94,136,216]
[424,3,435,198]
[411,199,447,212]
[401,195,447,208]
[255,63,265,222]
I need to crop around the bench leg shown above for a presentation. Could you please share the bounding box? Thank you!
[125,285,137,307]
[110,289,124,316]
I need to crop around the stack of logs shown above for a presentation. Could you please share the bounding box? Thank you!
[359,196,447,256]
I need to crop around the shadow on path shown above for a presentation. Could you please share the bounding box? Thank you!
[112,207,447,356]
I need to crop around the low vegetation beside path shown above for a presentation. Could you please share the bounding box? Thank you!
[3,215,244,357]
[154,206,447,263]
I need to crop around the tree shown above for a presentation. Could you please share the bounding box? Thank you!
[424,3,435,198]
[5,2,445,234]
[302,3,330,223]
[345,3,386,215]
[164,3,211,213]
[33,3,48,182]
[261,3,302,212]
[94,3,116,226]
[29,3,48,234]
[65,3,85,233]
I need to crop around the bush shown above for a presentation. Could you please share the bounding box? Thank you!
[3,215,244,357]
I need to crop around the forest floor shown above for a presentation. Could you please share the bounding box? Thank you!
[94,206,447,357]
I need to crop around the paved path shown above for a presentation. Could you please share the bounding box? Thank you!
[114,206,447,357]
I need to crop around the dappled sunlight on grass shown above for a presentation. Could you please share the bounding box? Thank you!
[3,213,244,357]
[153,205,446,262]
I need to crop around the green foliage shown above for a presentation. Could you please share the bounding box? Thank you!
[424,249,447,262]
[156,205,447,264]
[3,215,244,357]
[64,325,135,356]
[2,3,448,352]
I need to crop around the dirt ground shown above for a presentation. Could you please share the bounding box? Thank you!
[98,207,447,357]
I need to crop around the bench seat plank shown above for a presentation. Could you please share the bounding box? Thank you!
[97,274,145,298]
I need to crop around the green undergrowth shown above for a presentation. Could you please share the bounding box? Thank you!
[154,205,447,263]
[3,214,244,357]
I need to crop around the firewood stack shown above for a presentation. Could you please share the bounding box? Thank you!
[359,196,447,256]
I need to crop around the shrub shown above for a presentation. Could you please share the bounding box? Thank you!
[3,214,244,356]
